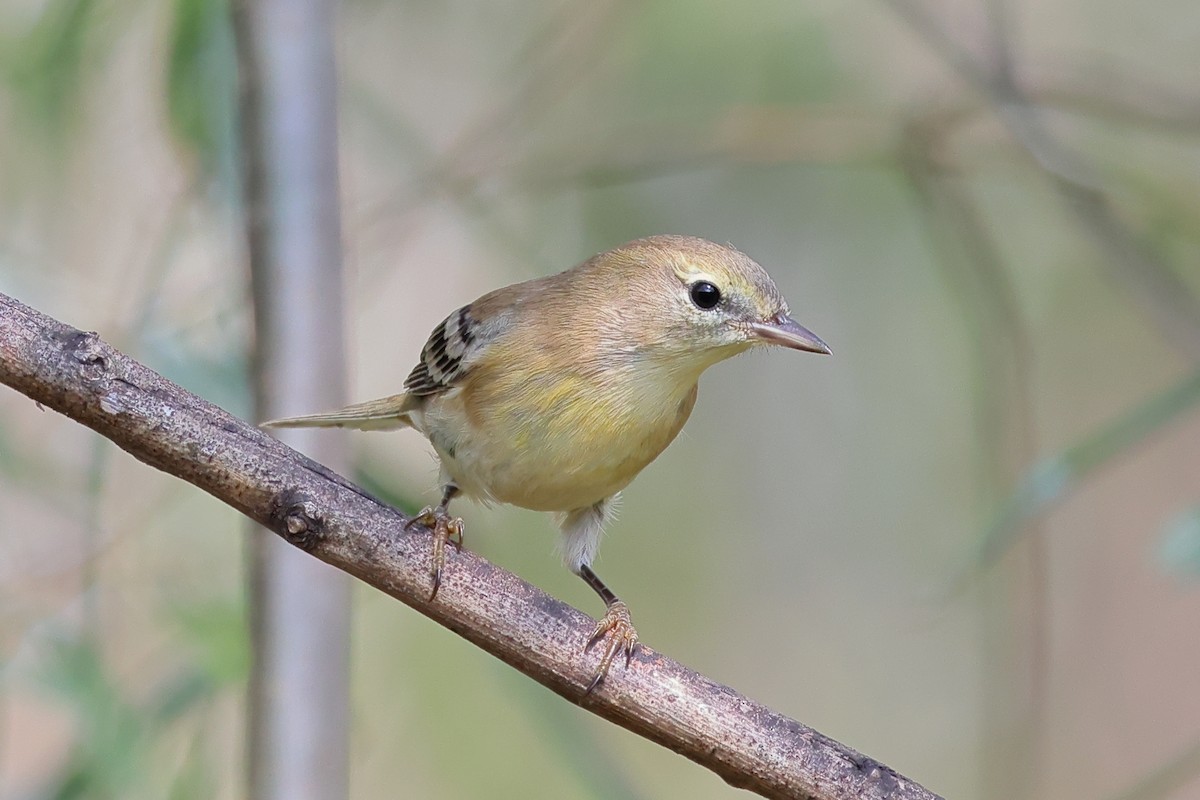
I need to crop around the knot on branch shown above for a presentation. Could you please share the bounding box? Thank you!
[64,330,108,384]
[849,752,902,793]
[271,490,326,551]
[56,329,139,415]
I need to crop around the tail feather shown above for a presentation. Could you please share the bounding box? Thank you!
[261,393,415,431]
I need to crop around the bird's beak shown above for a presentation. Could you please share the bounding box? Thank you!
[749,315,832,355]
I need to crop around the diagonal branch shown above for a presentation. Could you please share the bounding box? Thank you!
[0,291,942,800]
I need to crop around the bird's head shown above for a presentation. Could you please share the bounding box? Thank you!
[591,235,831,372]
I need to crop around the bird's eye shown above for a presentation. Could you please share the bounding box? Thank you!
[689,280,721,310]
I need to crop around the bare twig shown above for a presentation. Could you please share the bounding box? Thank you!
[0,291,943,800]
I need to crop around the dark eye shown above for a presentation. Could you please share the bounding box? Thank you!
[689,280,721,310]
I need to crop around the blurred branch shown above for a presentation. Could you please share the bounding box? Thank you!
[899,110,1048,800]
[973,367,1200,574]
[519,106,896,189]
[0,292,944,800]
[230,0,351,797]
[884,12,1200,792]
[898,6,1049,795]
[1029,70,1200,136]
[880,0,1200,363]
[405,75,1200,199]
[357,0,627,234]
[886,0,1200,571]
[1106,739,1200,800]
[898,116,1034,490]
[346,2,631,279]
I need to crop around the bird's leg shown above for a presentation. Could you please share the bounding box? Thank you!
[404,483,463,601]
[577,564,639,693]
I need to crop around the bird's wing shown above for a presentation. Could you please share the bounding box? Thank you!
[404,303,493,397]
[263,296,516,430]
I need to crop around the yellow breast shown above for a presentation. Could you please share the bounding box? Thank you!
[417,364,699,512]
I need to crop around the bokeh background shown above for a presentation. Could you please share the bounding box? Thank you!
[3,0,1200,798]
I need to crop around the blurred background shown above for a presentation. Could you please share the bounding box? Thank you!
[2,0,1200,797]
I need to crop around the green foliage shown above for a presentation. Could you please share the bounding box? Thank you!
[354,460,426,517]
[1159,506,1200,578]
[0,0,237,184]
[28,606,246,799]
[0,0,97,143]
[37,635,147,798]
[494,668,648,800]
[168,599,250,688]
[627,0,838,109]
[165,0,238,182]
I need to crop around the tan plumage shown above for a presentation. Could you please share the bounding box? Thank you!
[263,234,830,690]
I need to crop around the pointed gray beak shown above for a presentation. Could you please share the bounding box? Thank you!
[749,315,832,355]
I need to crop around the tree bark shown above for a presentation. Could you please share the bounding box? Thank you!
[0,291,944,800]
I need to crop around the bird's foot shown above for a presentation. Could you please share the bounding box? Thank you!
[405,506,464,601]
[585,601,638,694]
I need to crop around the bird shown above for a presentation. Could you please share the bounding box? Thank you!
[262,234,830,691]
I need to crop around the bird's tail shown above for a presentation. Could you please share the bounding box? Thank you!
[261,393,416,431]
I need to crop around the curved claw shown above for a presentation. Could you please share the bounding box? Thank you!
[429,571,441,602]
[406,506,465,601]
[584,601,638,694]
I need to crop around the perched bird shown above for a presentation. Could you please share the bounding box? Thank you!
[263,234,830,690]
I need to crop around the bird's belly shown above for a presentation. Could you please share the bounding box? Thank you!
[419,379,697,512]
[439,429,654,512]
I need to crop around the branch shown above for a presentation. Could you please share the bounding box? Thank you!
[0,291,942,800]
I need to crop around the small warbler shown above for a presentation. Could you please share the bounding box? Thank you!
[264,234,830,690]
